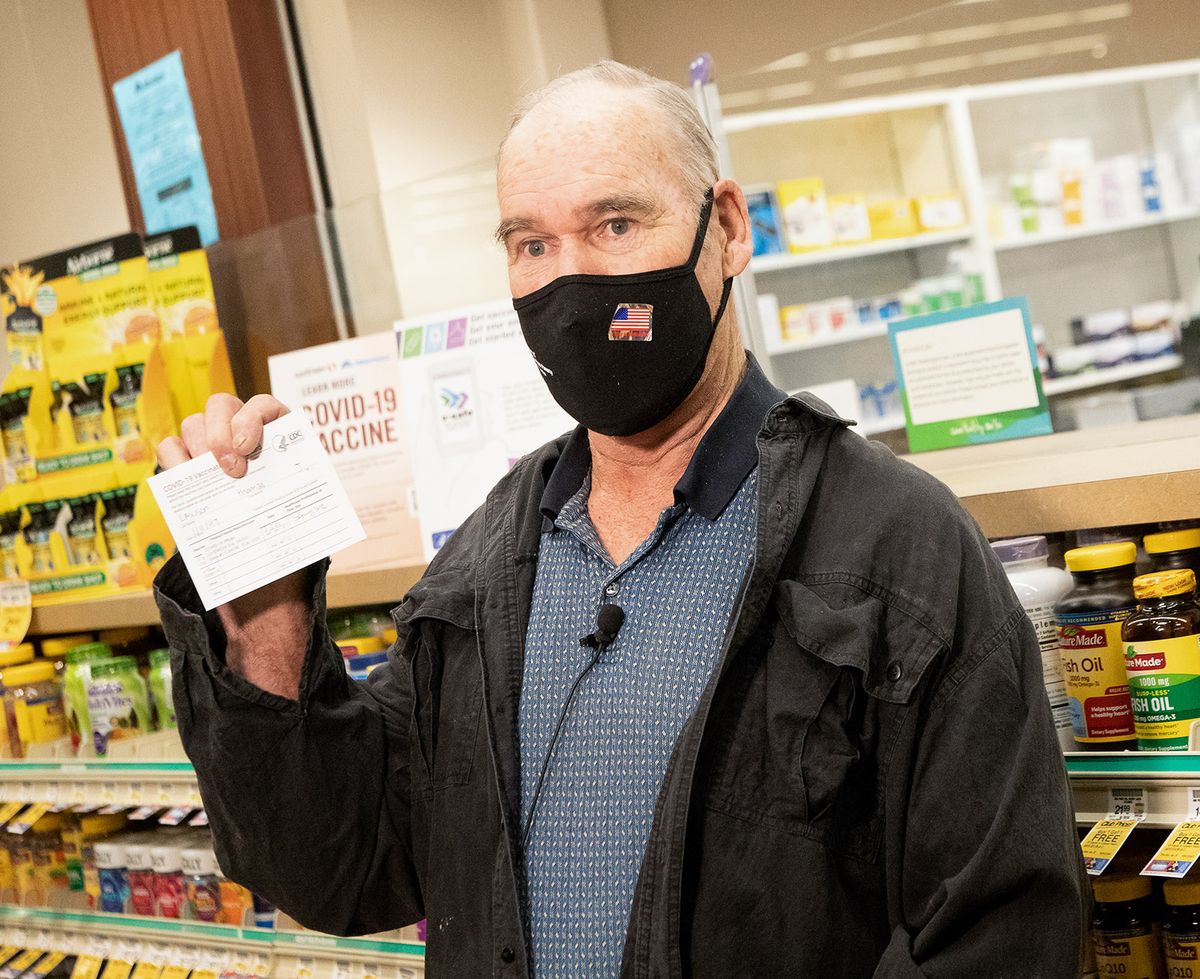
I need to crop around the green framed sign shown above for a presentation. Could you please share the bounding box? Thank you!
[888,296,1052,452]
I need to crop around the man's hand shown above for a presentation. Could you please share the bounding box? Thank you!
[157,392,290,478]
[157,393,312,699]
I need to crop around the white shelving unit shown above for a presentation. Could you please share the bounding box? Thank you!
[993,205,1200,251]
[706,59,1200,442]
[860,355,1187,436]
[750,229,971,273]
[1041,354,1184,396]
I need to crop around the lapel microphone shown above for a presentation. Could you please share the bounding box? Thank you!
[580,603,625,650]
[521,602,626,851]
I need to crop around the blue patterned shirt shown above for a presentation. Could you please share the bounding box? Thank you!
[518,359,783,977]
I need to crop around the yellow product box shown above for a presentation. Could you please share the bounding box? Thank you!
[0,485,27,581]
[0,266,50,372]
[13,464,172,605]
[12,234,162,377]
[868,198,919,239]
[0,369,54,483]
[145,226,235,420]
[1060,170,1085,226]
[915,194,967,231]
[827,194,871,245]
[779,304,812,344]
[777,178,833,252]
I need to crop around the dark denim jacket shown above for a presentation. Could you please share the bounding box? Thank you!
[154,394,1088,978]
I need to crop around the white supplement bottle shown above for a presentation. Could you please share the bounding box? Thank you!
[992,535,1076,751]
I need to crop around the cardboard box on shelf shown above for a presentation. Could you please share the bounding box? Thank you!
[868,198,919,239]
[777,178,832,252]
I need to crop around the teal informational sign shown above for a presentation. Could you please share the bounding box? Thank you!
[112,51,219,246]
[888,296,1052,453]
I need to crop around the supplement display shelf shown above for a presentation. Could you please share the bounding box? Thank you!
[0,760,199,810]
[26,564,427,636]
[0,906,425,975]
[843,355,1187,439]
[706,58,1200,406]
[749,229,971,274]
[907,414,1200,538]
[992,206,1200,252]
[1067,753,1200,829]
[1040,354,1185,397]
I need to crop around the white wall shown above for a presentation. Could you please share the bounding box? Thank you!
[294,0,611,326]
[0,0,129,264]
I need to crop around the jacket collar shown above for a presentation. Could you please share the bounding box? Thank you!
[539,352,787,528]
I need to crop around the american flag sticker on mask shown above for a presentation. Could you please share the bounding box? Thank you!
[608,304,653,341]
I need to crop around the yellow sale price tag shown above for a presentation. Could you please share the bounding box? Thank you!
[1144,820,1200,878]
[1081,817,1142,875]
[71,955,103,979]
[100,960,133,979]
[130,965,162,979]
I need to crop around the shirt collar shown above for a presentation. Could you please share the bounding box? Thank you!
[539,352,785,528]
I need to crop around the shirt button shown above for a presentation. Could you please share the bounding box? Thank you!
[500,946,516,964]
[886,661,904,683]
[605,582,620,597]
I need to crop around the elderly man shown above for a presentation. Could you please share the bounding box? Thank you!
[154,62,1087,977]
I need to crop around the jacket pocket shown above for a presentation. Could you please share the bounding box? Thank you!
[701,579,941,860]
[393,572,482,792]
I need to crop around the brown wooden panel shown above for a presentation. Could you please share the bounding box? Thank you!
[85,0,340,386]
[85,0,315,240]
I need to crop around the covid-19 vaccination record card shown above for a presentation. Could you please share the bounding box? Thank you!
[149,412,366,610]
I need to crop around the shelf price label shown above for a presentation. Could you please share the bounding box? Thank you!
[71,957,103,979]
[1107,788,1148,819]
[99,959,133,979]
[8,803,51,835]
[0,802,25,826]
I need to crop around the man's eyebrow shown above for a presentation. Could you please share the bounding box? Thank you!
[577,194,662,222]
[493,193,663,246]
[494,216,537,246]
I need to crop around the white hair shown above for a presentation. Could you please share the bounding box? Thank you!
[500,60,720,204]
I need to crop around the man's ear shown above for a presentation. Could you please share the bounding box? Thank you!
[713,179,752,278]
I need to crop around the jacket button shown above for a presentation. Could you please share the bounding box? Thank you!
[500,946,516,964]
[886,660,903,682]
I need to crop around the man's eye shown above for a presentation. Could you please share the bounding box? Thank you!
[608,219,630,236]
[524,240,546,258]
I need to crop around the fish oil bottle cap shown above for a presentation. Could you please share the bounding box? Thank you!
[1146,529,1200,555]
[1165,877,1200,906]
[1094,874,1153,903]
[1065,542,1137,574]
[1134,569,1197,601]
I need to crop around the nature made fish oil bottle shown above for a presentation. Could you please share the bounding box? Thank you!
[1123,570,1200,751]
[1092,874,1165,978]
[1147,529,1200,576]
[1057,542,1139,750]
[992,536,1075,751]
[1164,877,1200,974]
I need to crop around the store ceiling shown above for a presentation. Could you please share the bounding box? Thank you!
[604,0,1200,112]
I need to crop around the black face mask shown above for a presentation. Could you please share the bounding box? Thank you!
[512,190,733,437]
